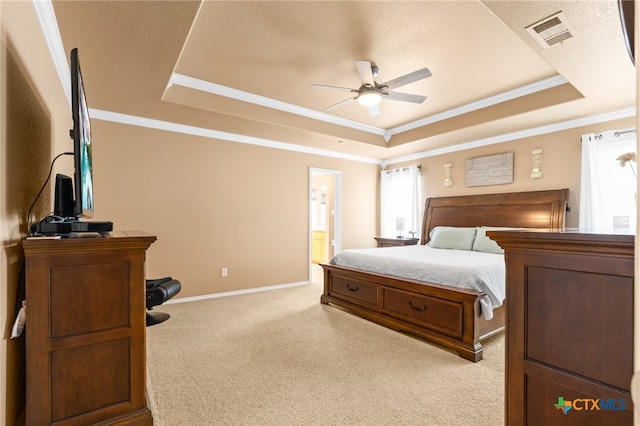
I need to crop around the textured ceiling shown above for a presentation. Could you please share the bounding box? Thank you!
[52,1,636,162]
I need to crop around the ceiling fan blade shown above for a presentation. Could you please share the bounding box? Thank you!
[385,91,427,104]
[355,60,375,86]
[381,67,432,91]
[367,103,380,117]
[323,96,356,111]
[310,84,355,92]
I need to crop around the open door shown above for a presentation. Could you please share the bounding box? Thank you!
[309,168,341,282]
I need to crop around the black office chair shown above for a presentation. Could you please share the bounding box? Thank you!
[146,277,182,326]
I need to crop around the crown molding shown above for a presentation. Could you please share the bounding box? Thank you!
[167,73,387,137]
[385,75,569,138]
[35,0,635,169]
[32,0,70,105]
[380,107,637,168]
[35,0,381,165]
[90,109,382,165]
[169,72,569,145]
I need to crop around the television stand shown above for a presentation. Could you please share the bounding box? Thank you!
[31,218,113,236]
[23,231,156,425]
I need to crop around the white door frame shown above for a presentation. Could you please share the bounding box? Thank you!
[309,167,342,283]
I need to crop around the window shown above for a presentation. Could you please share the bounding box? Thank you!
[380,166,420,238]
[579,130,637,231]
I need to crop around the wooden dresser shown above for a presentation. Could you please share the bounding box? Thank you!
[23,231,156,425]
[489,230,634,426]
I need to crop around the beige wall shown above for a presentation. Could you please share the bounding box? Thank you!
[387,115,637,231]
[1,2,72,424]
[90,120,379,298]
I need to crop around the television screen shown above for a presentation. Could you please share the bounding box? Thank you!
[29,49,112,236]
[70,48,94,218]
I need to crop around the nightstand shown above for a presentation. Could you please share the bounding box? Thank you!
[374,237,419,247]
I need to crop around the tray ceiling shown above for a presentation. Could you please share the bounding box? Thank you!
[52,1,636,162]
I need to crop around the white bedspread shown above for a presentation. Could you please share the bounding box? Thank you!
[329,245,505,320]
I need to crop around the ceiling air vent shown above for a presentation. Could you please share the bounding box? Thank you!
[526,12,576,49]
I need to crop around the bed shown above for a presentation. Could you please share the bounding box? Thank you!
[320,189,569,362]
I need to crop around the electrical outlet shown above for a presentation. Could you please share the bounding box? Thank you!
[221,267,228,277]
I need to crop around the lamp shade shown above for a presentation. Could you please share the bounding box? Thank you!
[358,90,382,106]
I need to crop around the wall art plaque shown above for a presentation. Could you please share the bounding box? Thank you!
[465,152,514,187]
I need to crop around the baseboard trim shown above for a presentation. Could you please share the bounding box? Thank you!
[165,281,312,305]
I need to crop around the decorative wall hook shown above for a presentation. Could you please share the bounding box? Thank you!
[531,148,543,179]
[444,162,452,187]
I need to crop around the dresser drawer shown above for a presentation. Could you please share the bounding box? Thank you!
[381,287,463,336]
[329,276,379,307]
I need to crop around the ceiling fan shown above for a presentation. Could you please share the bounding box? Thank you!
[311,60,432,116]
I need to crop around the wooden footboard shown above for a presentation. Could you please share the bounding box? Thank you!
[320,263,505,362]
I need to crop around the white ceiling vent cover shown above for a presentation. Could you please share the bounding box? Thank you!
[526,12,576,49]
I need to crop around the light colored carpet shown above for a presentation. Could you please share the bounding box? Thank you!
[146,277,504,426]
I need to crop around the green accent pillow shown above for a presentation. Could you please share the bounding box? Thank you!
[428,226,477,250]
[472,227,506,254]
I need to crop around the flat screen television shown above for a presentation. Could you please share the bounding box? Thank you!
[70,47,95,219]
[31,48,112,236]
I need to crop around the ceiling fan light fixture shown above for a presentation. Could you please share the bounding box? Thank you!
[358,90,382,107]
[314,60,431,113]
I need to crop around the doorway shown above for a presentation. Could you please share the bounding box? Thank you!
[309,168,341,283]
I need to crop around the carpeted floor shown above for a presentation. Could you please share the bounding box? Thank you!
[146,273,505,426]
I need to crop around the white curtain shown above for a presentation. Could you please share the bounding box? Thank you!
[579,130,637,230]
[380,165,420,238]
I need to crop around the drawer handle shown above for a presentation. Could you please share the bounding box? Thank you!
[346,284,359,292]
[408,301,428,312]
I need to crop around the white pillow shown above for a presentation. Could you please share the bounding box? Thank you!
[428,226,477,250]
[472,227,505,254]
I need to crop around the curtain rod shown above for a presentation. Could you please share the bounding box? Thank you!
[594,128,636,140]
[614,129,636,137]
[383,165,421,173]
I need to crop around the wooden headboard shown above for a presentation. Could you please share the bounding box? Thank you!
[421,189,569,244]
